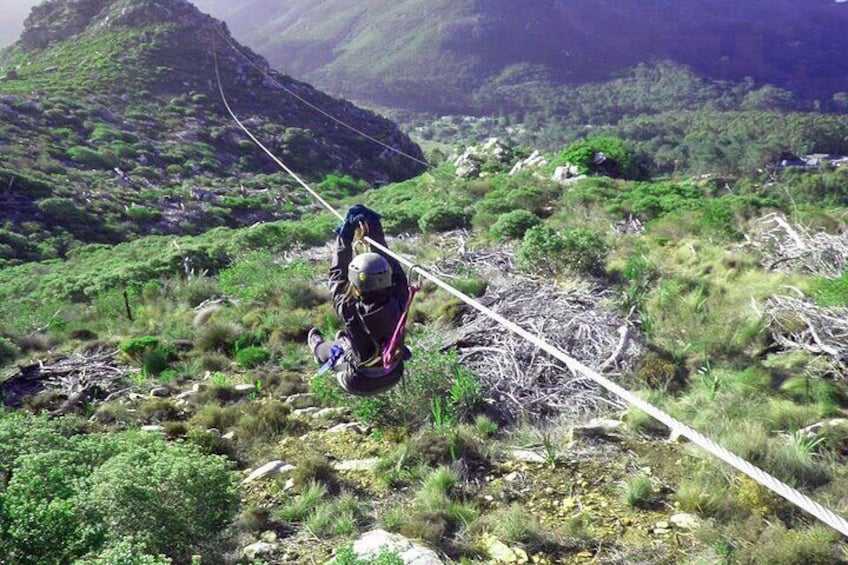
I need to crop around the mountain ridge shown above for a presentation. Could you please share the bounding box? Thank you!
[190,0,848,113]
[0,0,425,266]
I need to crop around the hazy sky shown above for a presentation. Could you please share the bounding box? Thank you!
[0,3,37,48]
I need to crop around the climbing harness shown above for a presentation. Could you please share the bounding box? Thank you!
[382,265,423,369]
[211,49,848,538]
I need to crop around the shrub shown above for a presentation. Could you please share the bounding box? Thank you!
[235,346,270,368]
[66,146,117,169]
[557,136,639,179]
[516,225,608,276]
[0,335,19,365]
[84,440,238,561]
[74,538,173,564]
[0,417,238,564]
[621,474,655,508]
[490,210,541,241]
[418,206,469,233]
[195,322,240,353]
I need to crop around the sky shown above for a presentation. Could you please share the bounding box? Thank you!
[0,3,36,48]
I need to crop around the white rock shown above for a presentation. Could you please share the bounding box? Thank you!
[801,418,848,436]
[572,418,624,440]
[140,425,164,433]
[233,383,256,395]
[292,407,321,418]
[333,458,379,472]
[352,529,443,565]
[242,541,275,560]
[285,393,319,409]
[327,422,367,434]
[670,512,700,531]
[243,461,296,484]
[313,407,349,420]
[507,449,547,464]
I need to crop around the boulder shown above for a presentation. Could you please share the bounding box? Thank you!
[242,541,276,560]
[572,418,624,440]
[285,393,319,409]
[351,529,443,564]
[333,458,380,472]
[670,512,700,531]
[243,460,296,484]
[509,150,548,175]
[233,383,256,395]
[313,406,349,420]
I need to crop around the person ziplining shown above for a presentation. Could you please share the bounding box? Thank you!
[307,204,416,396]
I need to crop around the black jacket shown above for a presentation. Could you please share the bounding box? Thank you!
[328,228,409,367]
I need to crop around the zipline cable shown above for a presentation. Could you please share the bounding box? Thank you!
[212,49,848,539]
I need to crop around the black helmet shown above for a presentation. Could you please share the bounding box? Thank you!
[348,252,392,293]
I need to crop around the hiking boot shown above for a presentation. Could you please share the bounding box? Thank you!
[307,328,324,363]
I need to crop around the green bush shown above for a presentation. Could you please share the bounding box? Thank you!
[490,210,541,241]
[516,225,608,276]
[418,206,469,233]
[235,346,271,368]
[0,335,19,365]
[66,146,117,170]
[75,538,172,565]
[84,438,238,561]
[557,136,639,179]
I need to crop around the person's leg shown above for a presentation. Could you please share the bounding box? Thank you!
[308,328,343,364]
[335,364,402,396]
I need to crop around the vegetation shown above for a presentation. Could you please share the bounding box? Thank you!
[0,1,847,563]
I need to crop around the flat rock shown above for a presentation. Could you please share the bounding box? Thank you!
[506,449,547,464]
[670,512,700,530]
[233,383,256,395]
[243,460,296,484]
[292,407,321,418]
[572,418,623,440]
[327,422,367,434]
[313,407,349,420]
[285,393,319,409]
[352,529,443,565]
[333,458,379,472]
[242,541,276,560]
[801,418,848,436]
[141,425,164,433]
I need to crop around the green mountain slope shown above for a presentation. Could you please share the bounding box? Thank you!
[191,0,848,113]
[0,0,425,266]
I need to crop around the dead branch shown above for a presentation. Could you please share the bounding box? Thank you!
[0,349,136,412]
[764,295,848,373]
[745,213,848,277]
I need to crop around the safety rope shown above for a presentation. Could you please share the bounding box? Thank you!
[211,50,848,538]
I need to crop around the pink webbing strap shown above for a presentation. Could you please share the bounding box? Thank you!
[382,284,419,369]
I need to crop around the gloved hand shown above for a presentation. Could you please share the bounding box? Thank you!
[335,204,382,241]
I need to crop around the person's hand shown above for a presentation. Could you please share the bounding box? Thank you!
[347,204,381,231]
[335,204,381,241]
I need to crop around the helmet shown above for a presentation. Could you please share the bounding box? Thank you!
[348,252,392,293]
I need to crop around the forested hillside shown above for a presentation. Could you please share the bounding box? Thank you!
[0,0,423,267]
[191,0,848,114]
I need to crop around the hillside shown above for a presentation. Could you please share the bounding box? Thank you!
[0,0,425,267]
[1,132,848,563]
[190,0,848,114]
